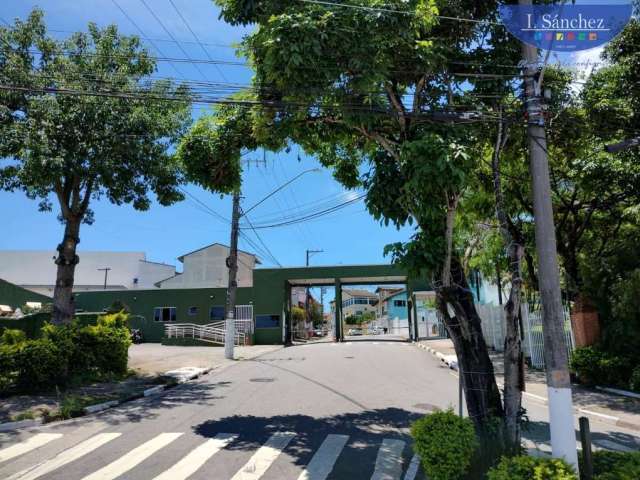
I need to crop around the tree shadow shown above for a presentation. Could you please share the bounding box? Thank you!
[192,408,425,479]
[92,380,233,426]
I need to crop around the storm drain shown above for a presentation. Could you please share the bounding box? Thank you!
[249,378,276,383]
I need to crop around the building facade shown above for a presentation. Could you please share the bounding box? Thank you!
[0,250,175,296]
[156,243,260,289]
[341,288,378,319]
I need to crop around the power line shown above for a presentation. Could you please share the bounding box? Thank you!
[177,186,229,223]
[139,0,208,81]
[242,193,366,229]
[241,211,283,267]
[298,0,504,26]
[110,0,183,78]
[166,0,229,82]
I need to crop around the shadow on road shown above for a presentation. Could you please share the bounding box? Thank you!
[193,407,424,478]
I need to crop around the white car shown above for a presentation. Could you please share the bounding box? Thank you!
[368,326,383,335]
[347,328,363,336]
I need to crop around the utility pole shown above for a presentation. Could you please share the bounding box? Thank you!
[304,249,323,340]
[224,191,241,360]
[97,267,111,290]
[520,0,578,467]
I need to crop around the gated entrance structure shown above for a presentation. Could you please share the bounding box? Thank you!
[253,265,430,343]
[74,263,431,344]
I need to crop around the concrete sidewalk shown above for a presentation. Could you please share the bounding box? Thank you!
[417,338,640,432]
[128,343,283,375]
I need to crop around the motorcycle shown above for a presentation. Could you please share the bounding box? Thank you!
[130,328,143,344]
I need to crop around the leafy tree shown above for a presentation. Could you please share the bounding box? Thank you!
[199,0,528,444]
[0,10,191,323]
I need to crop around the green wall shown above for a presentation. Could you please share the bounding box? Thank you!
[74,287,255,342]
[72,264,429,345]
[0,279,51,310]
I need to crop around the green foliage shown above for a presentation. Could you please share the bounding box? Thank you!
[0,328,27,345]
[629,366,640,393]
[486,456,577,480]
[590,450,640,480]
[0,313,131,394]
[410,409,477,480]
[290,306,305,322]
[570,346,631,388]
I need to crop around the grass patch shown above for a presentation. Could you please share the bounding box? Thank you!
[10,410,36,422]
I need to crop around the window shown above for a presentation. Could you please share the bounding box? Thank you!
[256,314,280,328]
[393,300,407,308]
[154,307,176,322]
[210,306,225,321]
[188,306,198,316]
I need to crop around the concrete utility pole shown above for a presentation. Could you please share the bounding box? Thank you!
[224,191,241,360]
[97,267,111,290]
[520,0,578,467]
[304,249,323,338]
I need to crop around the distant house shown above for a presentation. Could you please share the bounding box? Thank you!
[341,288,378,318]
[156,243,261,289]
[0,250,175,296]
[375,287,404,318]
[381,289,409,320]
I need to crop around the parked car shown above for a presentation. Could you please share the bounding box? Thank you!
[313,328,325,337]
[347,328,363,336]
[368,326,383,335]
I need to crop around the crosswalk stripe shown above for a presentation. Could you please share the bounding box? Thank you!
[402,454,420,480]
[7,433,121,480]
[371,439,405,480]
[82,432,182,480]
[297,434,348,480]
[231,432,295,480]
[152,433,237,480]
[0,433,63,463]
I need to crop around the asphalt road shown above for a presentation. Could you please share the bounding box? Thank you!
[1,341,638,480]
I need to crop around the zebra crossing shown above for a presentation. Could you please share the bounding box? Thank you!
[0,430,421,480]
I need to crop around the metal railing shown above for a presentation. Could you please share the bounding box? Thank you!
[165,323,247,346]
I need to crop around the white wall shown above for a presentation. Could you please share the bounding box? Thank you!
[158,244,256,289]
[0,250,175,294]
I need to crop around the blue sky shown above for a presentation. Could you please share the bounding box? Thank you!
[0,0,415,271]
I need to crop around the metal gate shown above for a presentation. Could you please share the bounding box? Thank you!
[235,304,254,334]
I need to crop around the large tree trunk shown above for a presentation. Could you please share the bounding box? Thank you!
[52,215,81,324]
[437,257,505,428]
[491,113,524,452]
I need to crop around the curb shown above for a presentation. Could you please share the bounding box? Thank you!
[0,417,44,432]
[596,386,640,400]
[413,341,640,432]
[0,367,216,432]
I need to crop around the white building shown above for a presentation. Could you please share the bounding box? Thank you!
[0,250,175,296]
[156,243,260,289]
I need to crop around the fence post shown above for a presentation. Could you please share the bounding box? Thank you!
[579,416,593,480]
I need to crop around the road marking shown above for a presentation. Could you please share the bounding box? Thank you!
[152,433,237,480]
[0,433,63,463]
[371,438,405,480]
[578,409,619,422]
[8,433,121,480]
[403,454,420,480]
[297,434,348,480]
[231,432,295,480]
[82,432,182,480]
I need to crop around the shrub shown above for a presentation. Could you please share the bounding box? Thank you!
[487,456,577,480]
[629,366,640,392]
[0,328,27,345]
[14,338,69,391]
[591,450,640,480]
[0,312,131,394]
[411,409,477,480]
[570,346,631,388]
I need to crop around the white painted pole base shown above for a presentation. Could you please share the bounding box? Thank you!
[224,315,235,360]
[548,387,579,470]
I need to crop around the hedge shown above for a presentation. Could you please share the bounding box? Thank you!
[487,456,577,480]
[0,312,131,394]
[410,410,478,480]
